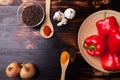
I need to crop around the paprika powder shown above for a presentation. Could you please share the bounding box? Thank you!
[43,25,52,36]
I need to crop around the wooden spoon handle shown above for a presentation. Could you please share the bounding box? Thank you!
[46,0,51,18]
[61,66,66,80]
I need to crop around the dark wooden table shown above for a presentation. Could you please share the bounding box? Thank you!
[0,0,120,80]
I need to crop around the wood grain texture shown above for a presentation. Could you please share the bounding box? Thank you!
[0,0,120,80]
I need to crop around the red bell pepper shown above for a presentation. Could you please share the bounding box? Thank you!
[83,35,107,56]
[101,51,119,71]
[108,28,120,54]
[96,16,119,37]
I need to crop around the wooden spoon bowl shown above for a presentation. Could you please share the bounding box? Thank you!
[40,0,54,39]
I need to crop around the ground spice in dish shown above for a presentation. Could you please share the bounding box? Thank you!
[43,25,52,36]
[60,51,70,64]
[22,5,43,26]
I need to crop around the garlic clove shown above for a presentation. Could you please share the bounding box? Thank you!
[57,18,68,27]
[57,21,63,27]
[53,10,64,21]
[61,18,67,25]
[64,8,76,19]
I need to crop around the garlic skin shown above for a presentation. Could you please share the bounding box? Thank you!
[53,10,64,21]
[0,0,13,5]
[6,62,21,78]
[64,8,76,19]
[20,63,36,79]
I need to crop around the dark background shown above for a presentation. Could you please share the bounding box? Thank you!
[0,0,120,80]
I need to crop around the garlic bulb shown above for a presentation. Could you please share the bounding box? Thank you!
[64,8,76,19]
[53,8,75,27]
[0,0,13,5]
[20,63,36,79]
[53,10,64,21]
[53,10,67,27]
[6,62,21,78]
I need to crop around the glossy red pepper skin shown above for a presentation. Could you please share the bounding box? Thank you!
[83,35,107,56]
[96,16,119,37]
[108,28,120,54]
[101,51,119,71]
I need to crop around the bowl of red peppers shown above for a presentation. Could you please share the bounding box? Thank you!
[78,10,120,73]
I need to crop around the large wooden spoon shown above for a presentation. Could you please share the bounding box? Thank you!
[40,0,54,38]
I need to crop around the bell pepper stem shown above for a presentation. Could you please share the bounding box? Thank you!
[104,12,107,19]
[82,41,96,50]
[88,44,96,50]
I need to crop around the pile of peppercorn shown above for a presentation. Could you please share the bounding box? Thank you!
[22,5,43,27]
[83,13,120,71]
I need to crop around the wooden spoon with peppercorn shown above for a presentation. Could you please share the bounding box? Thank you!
[40,0,54,39]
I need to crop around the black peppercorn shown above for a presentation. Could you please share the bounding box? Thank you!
[22,5,43,26]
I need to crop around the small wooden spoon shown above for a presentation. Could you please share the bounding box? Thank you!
[60,51,70,80]
[40,0,54,39]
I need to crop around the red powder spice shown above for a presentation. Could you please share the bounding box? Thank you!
[43,25,52,36]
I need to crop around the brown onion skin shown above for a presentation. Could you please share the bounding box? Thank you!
[20,63,36,79]
[6,62,21,78]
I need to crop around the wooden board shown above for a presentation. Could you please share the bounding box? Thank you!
[0,6,63,80]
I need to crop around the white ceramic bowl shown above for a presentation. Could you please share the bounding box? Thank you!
[17,1,45,27]
[78,10,120,73]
